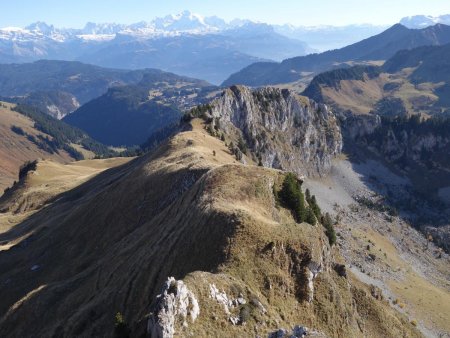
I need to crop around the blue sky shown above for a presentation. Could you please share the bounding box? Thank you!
[3,0,450,28]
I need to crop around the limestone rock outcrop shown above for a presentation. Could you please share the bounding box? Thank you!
[208,85,342,177]
[340,113,381,140]
[147,277,199,338]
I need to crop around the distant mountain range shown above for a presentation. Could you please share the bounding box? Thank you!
[223,23,450,87]
[3,21,450,147]
[400,14,450,28]
[74,29,299,84]
[0,11,313,84]
[0,60,222,147]
[3,11,448,84]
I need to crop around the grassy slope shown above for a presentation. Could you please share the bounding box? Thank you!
[313,69,441,116]
[0,102,72,192]
[0,101,129,194]
[0,119,420,337]
[303,45,450,117]
[0,158,132,241]
[321,74,386,114]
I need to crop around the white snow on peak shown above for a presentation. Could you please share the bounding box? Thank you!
[2,26,29,32]
[76,34,116,41]
[399,14,450,28]
[0,27,36,41]
[0,11,261,42]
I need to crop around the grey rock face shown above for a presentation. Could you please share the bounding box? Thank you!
[381,128,449,163]
[210,86,342,177]
[341,114,381,140]
[147,277,199,338]
[341,113,450,164]
[292,325,308,337]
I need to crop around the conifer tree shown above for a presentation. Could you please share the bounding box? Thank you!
[305,207,316,225]
[310,195,321,219]
[279,173,307,223]
[305,188,311,202]
[321,212,336,245]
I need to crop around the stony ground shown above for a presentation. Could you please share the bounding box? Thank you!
[305,155,450,338]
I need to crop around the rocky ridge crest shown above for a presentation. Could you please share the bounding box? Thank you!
[207,85,342,177]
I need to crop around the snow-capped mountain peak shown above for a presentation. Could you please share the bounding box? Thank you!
[0,11,253,43]
[153,10,217,32]
[81,22,126,35]
[25,21,55,35]
[1,26,28,33]
[400,14,450,28]
[0,26,40,42]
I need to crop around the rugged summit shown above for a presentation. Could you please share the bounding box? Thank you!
[208,86,342,176]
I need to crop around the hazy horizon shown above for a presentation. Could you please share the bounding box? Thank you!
[2,0,450,28]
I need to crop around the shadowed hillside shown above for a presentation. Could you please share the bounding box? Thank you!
[0,102,125,193]
[0,119,420,337]
[63,71,218,146]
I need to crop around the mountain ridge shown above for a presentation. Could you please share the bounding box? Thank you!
[302,42,450,116]
[0,13,314,84]
[223,23,450,87]
[0,118,422,337]
[63,71,218,146]
[300,44,450,253]
[0,60,213,119]
[0,101,123,193]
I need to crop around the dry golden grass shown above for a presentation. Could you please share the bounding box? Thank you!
[0,157,132,239]
[180,161,419,337]
[69,143,95,159]
[392,81,438,114]
[389,272,450,332]
[319,69,442,116]
[0,119,422,337]
[351,227,450,334]
[322,74,386,114]
[27,158,131,187]
[0,102,73,192]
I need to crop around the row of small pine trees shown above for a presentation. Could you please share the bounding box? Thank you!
[277,173,336,245]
